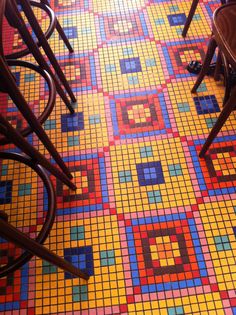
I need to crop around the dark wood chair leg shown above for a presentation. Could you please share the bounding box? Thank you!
[19,0,76,103]
[214,51,222,81]
[55,20,74,52]
[5,0,75,114]
[221,53,232,106]
[192,37,217,93]
[199,85,236,157]
[40,0,74,52]
[0,218,90,280]
[182,0,199,37]
[0,210,8,221]
[0,114,76,190]
[0,55,73,181]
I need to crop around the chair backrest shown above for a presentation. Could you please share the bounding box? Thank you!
[213,3,236,68]
[0,0,6,57]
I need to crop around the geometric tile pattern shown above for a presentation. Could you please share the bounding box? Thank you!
[120,212,212,295]
[109,90,172,139]
[1,0,236,314]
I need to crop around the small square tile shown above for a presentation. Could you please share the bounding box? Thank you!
[136,162,165,186]
[18,183,31,196]
[167,13,186,26]
[73,285,88,302]
[71,226,85,241]
[194,95,220,115]
[0,180,12,205]
[214,235,232,251]
[67,135,79,147]
[61,113,84,132]
[120,57,142,74]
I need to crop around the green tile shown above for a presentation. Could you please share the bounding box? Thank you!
[18,183,31,196]
[42,261,57,274]
[70,226,85,241]
[68,136,79,147]
[73,285,88,302]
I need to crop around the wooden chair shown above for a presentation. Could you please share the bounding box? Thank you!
[182,0,226,37]
[0,0,74,180]
[0,0,88,281]
[191,2,236,156]
[0,150,89,280]
[4,0,76,113]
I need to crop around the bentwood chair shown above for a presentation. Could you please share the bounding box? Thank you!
[0,127,88,279]
[0,0,73,180]
[182,0,226,37]
[191,2,236,156]
[4,0,76,113]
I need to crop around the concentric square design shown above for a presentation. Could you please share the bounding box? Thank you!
[92,0,148,14]
[99,12,149,42]
[120,212,212,295]
[109,90,171,139]
[189,136,236,197]
[3,0,236,313]
[52,0,89,11]
[162,39,206,78]
[60,56,97,92]
[52,153,109,214]
[0,245,29,312]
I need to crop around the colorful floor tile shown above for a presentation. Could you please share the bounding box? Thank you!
[1,0,236,314]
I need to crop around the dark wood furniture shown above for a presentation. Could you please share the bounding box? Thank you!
[5,0,76,113]
[191,2,236,156]
[182,0,226,37]
[0,0,89,282]
[0,150,89,280]
[0,0,74,179]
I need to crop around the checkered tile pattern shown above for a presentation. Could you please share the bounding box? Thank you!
[1,0,236,314]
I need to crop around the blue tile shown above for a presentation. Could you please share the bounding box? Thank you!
[61,113,84,132]
[194,95,220,115]
[136,161,164,186]
[120,57,142,74]
[64,246,94,279]
[0,180,12,205]
[167,14,186,26]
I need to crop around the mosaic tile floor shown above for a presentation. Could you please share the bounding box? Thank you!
[1,0,236,314]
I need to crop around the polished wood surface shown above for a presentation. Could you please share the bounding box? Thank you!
[213,3,236,66]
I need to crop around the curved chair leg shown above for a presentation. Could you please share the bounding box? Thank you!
[55,20,74,52]
[199,85,236,157]
[5,0,75,114]
[40,0,74,52]
[0,218,89,280]
[182,0,199,37]
[191,37,217,93]
[221,53,231,106]
[0,211,8,221]
[19,0,76,104]
[0,55,73,181]
[214,51,222,81]
[0,114,76,190]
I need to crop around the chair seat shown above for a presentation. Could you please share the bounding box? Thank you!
[213,3,236,67]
